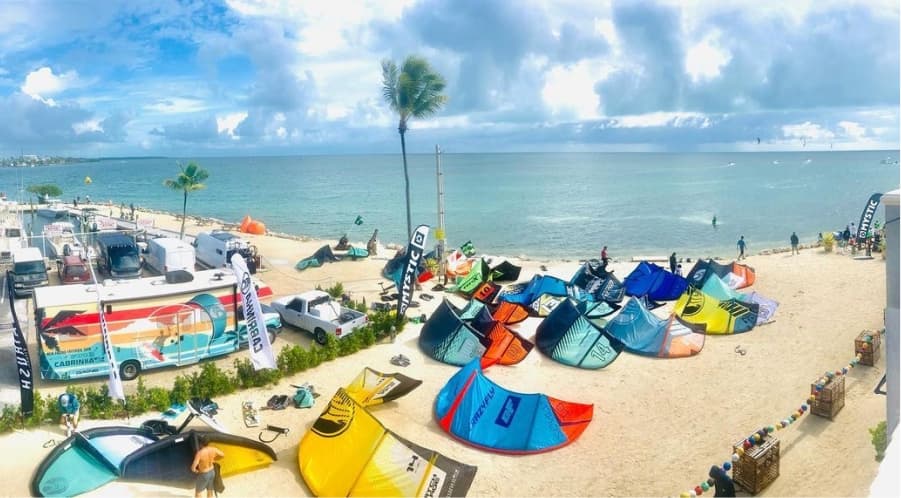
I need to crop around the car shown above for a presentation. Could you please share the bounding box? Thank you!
[236,303,282,347]
[271,290,368,345]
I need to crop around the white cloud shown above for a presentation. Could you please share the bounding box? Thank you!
[21,67,79,104]
[145,98,208,114]
[782,121,835,140]
[542,61,607,120]
[0,68,8,76]
[216,112,248,138]
[72,119,103,135]
[608,111,711,128]
[685,30,731,83]
[227,0,413,56]
[838,120,866,139]
[276,126,287,138]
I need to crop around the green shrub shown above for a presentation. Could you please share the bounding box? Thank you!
[870,421,888,461]
[325,282,345,298]
[0,302,406,434]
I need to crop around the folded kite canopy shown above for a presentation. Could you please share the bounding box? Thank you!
[673,287,760,335]
[605,297,705,357]
[435,360,593,454]
[299,388,477,497]
[535,298,623,369]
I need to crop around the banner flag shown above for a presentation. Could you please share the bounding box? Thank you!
[397,225,430,321]
[856,193,882,245]
[6,272,34,416]
[231,253,277,370]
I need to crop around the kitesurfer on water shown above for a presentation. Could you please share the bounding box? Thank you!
[712,215,717,228]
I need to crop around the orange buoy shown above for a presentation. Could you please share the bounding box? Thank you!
[246,220,266,235]
[239,215,252,232]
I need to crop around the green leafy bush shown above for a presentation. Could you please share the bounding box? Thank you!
[870,421,888,461]
[0,299,403,434]
[325,282,345,298]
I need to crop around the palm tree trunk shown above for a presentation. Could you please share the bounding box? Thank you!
[180,190,187,240]
[400,129,412,238]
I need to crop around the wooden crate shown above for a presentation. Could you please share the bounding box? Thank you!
[810,374,845,419]
[732,435,780,494]
[855,330,881,366]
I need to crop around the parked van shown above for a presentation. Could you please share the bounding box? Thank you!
[11,247,49,297]
[193,231,257,274]
[143,237,196,275]
[92,232,141,279]
[57,255,91,285]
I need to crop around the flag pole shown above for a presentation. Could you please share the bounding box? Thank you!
[435,145,447,284]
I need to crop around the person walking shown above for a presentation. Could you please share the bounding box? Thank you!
[669,252,678,273]
[737,236,747,260]
[790,232,800,255]
[192,435,225,498]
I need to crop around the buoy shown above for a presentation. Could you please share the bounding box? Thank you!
[84,176,92,185]
[245,220,266,235]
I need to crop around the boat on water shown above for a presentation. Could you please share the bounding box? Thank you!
[0,202,27,264]
[42,221,91,259]
[36,199,69,219]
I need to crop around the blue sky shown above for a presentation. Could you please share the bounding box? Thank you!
[0,0,898,156]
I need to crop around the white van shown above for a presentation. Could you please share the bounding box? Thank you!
[11,247,49,297]
[193,231,257,273]
[143,237,196,275]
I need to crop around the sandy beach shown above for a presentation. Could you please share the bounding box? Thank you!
[1,205,890,497]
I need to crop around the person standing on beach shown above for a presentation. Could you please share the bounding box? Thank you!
[601,246,609,265]
[192,435,224,498]
[737,236,747,260]
[790,232,800,255]
[669,252,677,273]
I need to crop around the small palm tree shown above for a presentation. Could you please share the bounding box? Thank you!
[381,55,447,237]
[163,161,209,239]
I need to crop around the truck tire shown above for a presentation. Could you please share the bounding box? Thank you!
[120,360,141,381]
[267,325,279,345]
[313,328,328,346]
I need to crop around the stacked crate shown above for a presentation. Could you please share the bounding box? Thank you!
[732,435,780,494]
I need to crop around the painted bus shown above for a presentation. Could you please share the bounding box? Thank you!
[33,269,280,381]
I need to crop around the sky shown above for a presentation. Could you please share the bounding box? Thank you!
[0,0,898,156]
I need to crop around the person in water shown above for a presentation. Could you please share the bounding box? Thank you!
[712,215,717,227]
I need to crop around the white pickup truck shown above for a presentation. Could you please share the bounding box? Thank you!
[271,290,368,345]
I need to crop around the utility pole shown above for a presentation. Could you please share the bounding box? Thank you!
[435,145,447,284]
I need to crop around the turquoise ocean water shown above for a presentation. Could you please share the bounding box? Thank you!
[2,151,897,260]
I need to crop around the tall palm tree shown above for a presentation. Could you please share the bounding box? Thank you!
[163,161,209,239]
[381,55,447,238]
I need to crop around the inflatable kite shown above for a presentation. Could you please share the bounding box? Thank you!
[344,367,422,406]
[435,360,594,453]
[536,298,624,369]
[606,297,705,357]
[299,389,477,497]
[420,299,532,367]
[673,287,760,334]
[624,261,689,301]
[686,259,756,290]
[700,274,778,324]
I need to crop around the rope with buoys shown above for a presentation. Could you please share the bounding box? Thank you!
[678,353,864,497]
